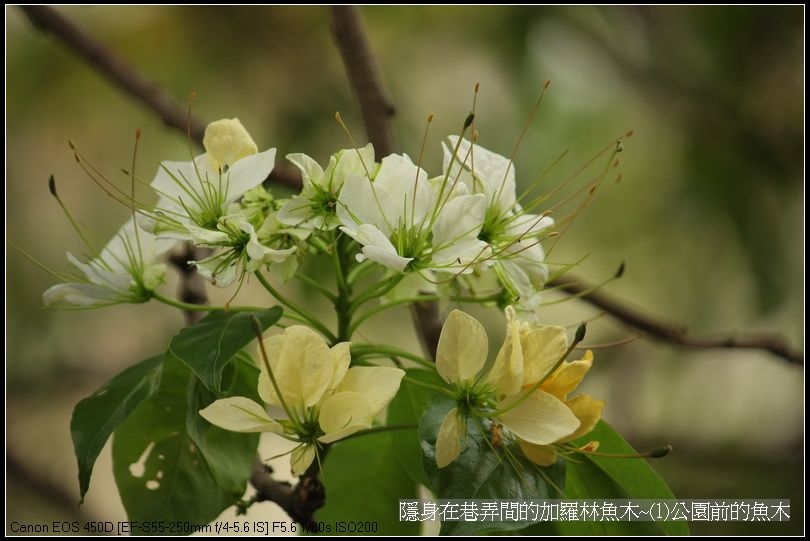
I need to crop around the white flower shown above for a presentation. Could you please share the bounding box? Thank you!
[277,144,375,231]
[337,153,489,275]
[187,214,295,288]
[200,326,405,476]
[442,136,555,311]
[43,218,176,307]
[142,118,276,239]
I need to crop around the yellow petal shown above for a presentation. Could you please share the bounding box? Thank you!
[561,394,605,442]
[335,366,405,414]
[485,306,524,396]
[257,326,333,409]
[199,397,281,433]
[318,391,373,443]
[435,408,464,468]
[518,440,558,467]
[436,310,488,385]
[203,118,258,170]
[541,350,594,400]
[290,444,316,476]
[498,390,580,445]
[521,325,569,387]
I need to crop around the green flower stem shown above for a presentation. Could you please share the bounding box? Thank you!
[349,295,439,335]
[332,232,353,343]
[295,272,337,303]
[346,259,375,285]
[254,271,337,342]
[337,424,419,443]
[350,343,435,369]
[348,273,405,315]
[403,376,456,398]
[152,292,262,313]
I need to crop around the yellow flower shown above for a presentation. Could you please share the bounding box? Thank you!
[433,307,604,468]
[200,326,404,475]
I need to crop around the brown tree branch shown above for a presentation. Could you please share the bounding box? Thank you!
[330,6,396,157]
[330,6,443,359]
[549,274,803,366]
[248,460,325,532]
[20,5,206,142]
[19,5,303,192]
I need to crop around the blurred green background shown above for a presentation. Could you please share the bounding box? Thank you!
[6,6,803,535]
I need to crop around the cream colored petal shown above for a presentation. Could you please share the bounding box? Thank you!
[560,394,605,442]
[486,306,524,397]
[199,397,282,433]
[335,367,405,414]
[290,445,317,476]
[521,326,569,387]
[203,118,258,170]
[498,390,580,445]
[435,408,465,468]
[257,326,333,409]
[518,441,558,467]
[327,342,352,392]
[436,310,488,385]
[541,351,594,401]
[318,391,374,443]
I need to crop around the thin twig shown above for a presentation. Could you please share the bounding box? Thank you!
[20,6,206,141]
[549,274,803,366]
[330,6,443,358]
[19,5,303,192]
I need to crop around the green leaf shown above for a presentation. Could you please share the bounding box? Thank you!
[419,396,566,535]
[166,307,282,392]
[186,357,260,494]
[112,356,258,531]
[316,431,420,536]
[71,355,163,502]
[387,368,444,488]
[567,421,688,536]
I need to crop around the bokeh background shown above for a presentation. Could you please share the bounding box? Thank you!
[6,5,803,535]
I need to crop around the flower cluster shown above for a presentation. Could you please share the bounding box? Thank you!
[433,307,604,468]
[43,117,556,315]
[200,326,404,475]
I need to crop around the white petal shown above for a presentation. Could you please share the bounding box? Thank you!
[337,174,391,233]
[436,309,488,384]
[199,397,282,433]
[435,408,463,468]
[225,147,277,202]
[286,152,325,188]
[446,136,516,212]
[185,223,229,245]
[431,238,490,272]
[506,212,554,238]
[432,194,486,249]
[43,283,120,307]
[498,390,580,445]
[327,342,351,392]
[335,367,405,414]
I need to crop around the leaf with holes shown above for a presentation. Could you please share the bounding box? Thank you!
[112,356,258,530]
[71,355,163,502]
